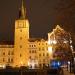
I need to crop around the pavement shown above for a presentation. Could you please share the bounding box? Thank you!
[63,68,74,75]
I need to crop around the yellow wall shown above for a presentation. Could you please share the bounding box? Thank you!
[0,45,14,67]
[14,19,29,67]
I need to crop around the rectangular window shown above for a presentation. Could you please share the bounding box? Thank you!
[20,37,22,40]
[3,52,5,55]
[20,45,22,48]
[39,43,40,45]
[32,45,33,47]
[32,50,34,53]
[47,53,49,57]
[39,54,41,57]
[29,56,31,59]
[46,43,47,45]
[34,45,36,47]
[11,58,13,63]
[20,54,22,57]
[8,58,10,63]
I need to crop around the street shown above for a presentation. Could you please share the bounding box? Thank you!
[63,68,74,75]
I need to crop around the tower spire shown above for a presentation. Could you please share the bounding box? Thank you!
[19,0,26,19]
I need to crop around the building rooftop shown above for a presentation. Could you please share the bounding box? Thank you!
[28,38,47,42]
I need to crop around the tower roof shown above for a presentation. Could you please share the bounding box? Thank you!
[19,0,26,19]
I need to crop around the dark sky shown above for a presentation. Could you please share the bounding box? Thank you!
[0,0,75,41]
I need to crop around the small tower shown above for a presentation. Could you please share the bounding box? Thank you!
[14,0,29,67]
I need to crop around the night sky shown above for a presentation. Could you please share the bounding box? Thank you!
[0,0,75,41]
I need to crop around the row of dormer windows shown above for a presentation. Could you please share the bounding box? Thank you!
[2,51,14,56]
[29,45,36,47]
[38,43,48,45]
[39,47,48,51]
[39,53,49,57]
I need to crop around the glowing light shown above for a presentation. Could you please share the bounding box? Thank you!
[64,41,67,43]
[70,45,73,51]
[48,46,52,54]
[31,62,35,69]
[48,40,51,44]
[70,45,73,48]
[20,61,23,66]
[70,40,72,43]
[68,61,70,65]
[53,40,57,44]
[74,58,75,62]
[3,65,6,69]
[0,64,6,69]
[28,60,38,69]
[48,39,57,45]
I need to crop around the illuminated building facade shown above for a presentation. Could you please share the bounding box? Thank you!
[0,0,74,69]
